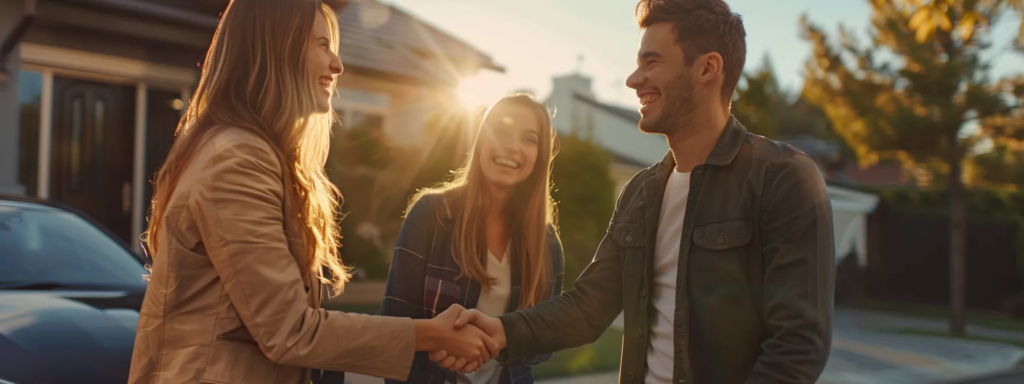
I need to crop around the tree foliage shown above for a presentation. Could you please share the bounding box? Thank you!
[550,134,616,288]
[326,110,475,279]
[733,55,842,143]
[801,0,1023,187]
[732,56,783,139]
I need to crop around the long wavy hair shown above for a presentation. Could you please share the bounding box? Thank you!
[408,94,560,309]
[144,0,351,293]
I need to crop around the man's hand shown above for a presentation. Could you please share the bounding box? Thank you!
[454,309,507,349]
[429,309,508,368]
[414,305,500,373]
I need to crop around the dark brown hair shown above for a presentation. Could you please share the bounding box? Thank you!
[636,0,747,105]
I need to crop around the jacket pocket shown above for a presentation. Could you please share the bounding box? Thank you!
[612,222,647,278]
[612,222,646,248]
[693,219,753,250]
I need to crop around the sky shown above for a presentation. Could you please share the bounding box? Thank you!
[381,0,1023,108]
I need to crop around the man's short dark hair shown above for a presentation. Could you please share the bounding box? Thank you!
[636,0,747,106]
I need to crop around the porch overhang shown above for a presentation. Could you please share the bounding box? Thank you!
[0,0,36,86]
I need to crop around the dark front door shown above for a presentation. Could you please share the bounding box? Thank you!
[51,76,136,243]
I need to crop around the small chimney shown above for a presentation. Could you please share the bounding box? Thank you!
[552,73,593,98]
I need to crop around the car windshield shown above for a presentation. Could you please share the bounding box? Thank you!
[0,204,147,287]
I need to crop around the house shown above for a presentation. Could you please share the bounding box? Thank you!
[0,0,501,254]
[544,72,880,265]
[545,72,669,194]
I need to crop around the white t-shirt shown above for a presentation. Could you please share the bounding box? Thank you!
[457,247,511,384]
[645,169,691,384]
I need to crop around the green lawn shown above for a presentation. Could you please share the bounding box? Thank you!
[853,300,1024,333]
[326,304,623,380]
[531,329,623,380]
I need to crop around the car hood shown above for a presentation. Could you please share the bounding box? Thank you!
[0,291,141,384]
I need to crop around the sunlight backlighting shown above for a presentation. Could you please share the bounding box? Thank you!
[457,72,511,109]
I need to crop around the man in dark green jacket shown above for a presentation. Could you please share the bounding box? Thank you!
[440,0,835,383]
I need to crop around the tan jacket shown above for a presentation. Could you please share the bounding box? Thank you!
[129,127,415,384]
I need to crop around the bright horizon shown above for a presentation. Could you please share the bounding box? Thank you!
[383,0,1023,110]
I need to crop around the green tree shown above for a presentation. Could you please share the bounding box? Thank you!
[550,134,616,288]
[969,75,1024,188]
[733,55,783,139]
[326,109,476,279]
[733,55,842,142]
[801,0,1024,334]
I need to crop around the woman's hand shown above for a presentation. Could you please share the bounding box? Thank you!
[414,305,499,372]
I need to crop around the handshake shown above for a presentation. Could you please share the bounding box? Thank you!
[414,304,506,373]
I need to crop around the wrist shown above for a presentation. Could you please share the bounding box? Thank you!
[495,320,507,350]
[413,319,439,351]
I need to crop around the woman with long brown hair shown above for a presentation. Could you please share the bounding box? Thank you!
[130,1,496,383]
[381,94,564,384]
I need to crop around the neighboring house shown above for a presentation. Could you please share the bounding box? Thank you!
[0,0,501,253]
[545,73,669,194]
[544,72,880,265]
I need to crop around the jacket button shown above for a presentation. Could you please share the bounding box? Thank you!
[636,329,642,338]
[628,372,635,381]
[625,234,634,243]
[641,288,648,297]
[716,233,725,244]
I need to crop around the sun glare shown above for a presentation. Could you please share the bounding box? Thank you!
[457,72,511,109]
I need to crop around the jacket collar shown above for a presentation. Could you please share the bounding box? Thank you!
[652,114,748,177]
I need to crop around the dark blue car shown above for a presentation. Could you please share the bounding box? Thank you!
[0,195,148,384]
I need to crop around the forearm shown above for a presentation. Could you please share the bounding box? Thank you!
[272,310,417,379]
[499,283,622,361]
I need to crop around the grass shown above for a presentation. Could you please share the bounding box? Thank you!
[325,303,622,380]
[883,327,1024,349]
[531,329,623,380]
[852,300,1024,333]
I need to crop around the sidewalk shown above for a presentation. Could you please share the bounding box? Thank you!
[531,309,1024,384]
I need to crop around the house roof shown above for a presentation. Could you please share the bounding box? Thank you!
[69,0,502,85]
[562,92,668,167]
[336,0,503,86]
[781,134,840,162]
[574,93,641,123]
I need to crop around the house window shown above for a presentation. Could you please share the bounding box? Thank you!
[17,70,43,196]
[332,87,389,132]
[349,110,384,132]
[330,88,389,170]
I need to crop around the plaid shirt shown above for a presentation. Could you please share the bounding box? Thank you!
[381,193,564,384]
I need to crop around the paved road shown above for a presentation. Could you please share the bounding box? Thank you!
[816,309,1024,384]
[936,367,1024,383]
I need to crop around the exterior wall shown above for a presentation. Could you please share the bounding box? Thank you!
[0,0,26,194]
[546,74,668,167]
[584,104,668,166]
[334,71,461,148]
